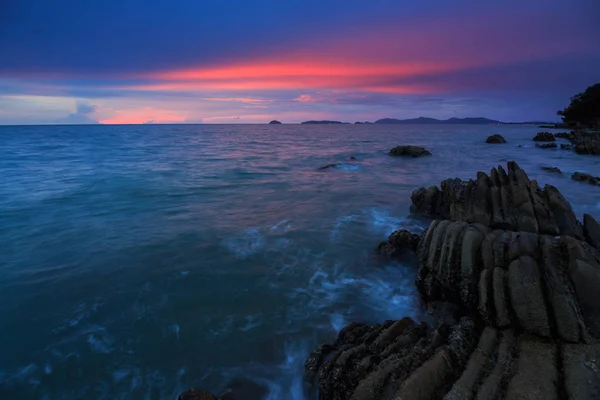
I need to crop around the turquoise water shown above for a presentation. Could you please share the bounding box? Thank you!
[1,124,599,399]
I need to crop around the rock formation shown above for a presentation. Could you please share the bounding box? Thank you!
[485,134,507,144]
[533,132,556,142]
[377,229,422,257]
[389,146,432,157]
[269,120,282,124]
[305,162,600,400]
[182,162,600,400]
[554,131,600,155]
[541,166,562,174]
[572,172,600,186]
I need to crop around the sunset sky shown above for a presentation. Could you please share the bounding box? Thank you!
[1,0,599,124]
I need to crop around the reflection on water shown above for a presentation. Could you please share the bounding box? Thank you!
[0,124,598,399]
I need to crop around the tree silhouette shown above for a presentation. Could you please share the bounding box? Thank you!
[557,83,600,129]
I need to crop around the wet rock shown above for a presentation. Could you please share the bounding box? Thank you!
[541,166,562,174]
[560,143,572,150]
[486,134,507,144]
[377,229,421,257]
[533,132,556,142]
[555,132,572,140]
[584,214,600,250]
[570,131,600,155]
[319,163,341,170]
[536,143,558,149]
[178,389,219,400]
[389,145,432,157]
[349,156,357,160]
[572,171,600,186]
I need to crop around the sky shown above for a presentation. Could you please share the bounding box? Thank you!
[1,0,599,124]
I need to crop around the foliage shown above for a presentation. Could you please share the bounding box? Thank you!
[557,83,600,129]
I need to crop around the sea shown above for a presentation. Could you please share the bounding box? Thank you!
[1,124,599,399]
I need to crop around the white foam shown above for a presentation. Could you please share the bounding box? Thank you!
[268,219,293,234]
[223,228,265,258]
[329,313,347,332]
[338,164,362,171]
[364,207,406,237]
[330,214,358,241]
[239,314,262,332]
[87,332,113,354]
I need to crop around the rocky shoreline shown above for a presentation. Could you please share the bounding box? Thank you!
[180,158,600,400]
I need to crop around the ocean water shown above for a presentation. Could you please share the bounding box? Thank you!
[0,124,599,399]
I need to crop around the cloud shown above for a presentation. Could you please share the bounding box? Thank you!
[55,101,99,124]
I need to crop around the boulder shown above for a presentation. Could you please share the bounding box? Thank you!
[533,132,556,142]
[536,143,558,149]
[485,134,507,144]
[389,145,432,157]
[377,229,421,257]
[541,166,562,174]
[268,120,282,124]
[572,172,600,186]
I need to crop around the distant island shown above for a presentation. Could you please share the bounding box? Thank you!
[269,120,282,124]
[301,120,349,124]
[374,117,502,124]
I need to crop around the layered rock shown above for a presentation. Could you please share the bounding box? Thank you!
[410,161,583,239]
[389,146,432,157]
[306,162,600,400]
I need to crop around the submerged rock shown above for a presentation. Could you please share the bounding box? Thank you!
[561,143,572,150]
[572,172,600,186]
[536,143,558,149]
[533,132,556,142]
[541,166,562,174]
[318,163,341,170]
[389,145,432,157]
[485,134,507,144]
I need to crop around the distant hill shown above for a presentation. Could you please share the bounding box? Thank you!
[375,117,502,125]
[301,120,347,124]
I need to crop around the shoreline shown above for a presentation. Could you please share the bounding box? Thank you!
[182,154,600,399]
